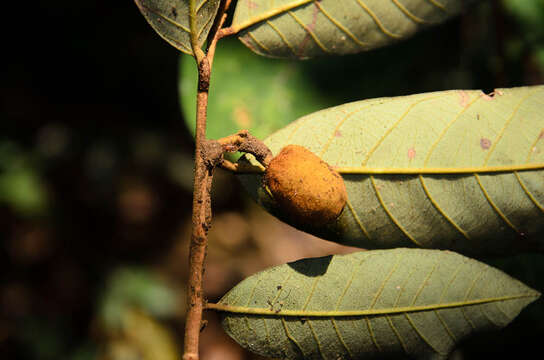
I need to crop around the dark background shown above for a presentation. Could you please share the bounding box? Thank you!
[1,1,543,359]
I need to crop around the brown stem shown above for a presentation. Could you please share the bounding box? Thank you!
[183,1,233,359]
[218,130,273,167]
[183,58,211,360]
[206,0,232,68]
[217,26,237,40]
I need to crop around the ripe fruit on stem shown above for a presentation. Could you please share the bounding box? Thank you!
[264,145,347,225]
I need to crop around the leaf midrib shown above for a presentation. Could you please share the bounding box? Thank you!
[235,162,544,175]
[207,292,539,317]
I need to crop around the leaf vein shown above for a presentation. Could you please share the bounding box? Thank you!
[514,172,544,213]
[387,315,409,354]
[319,103,380,157]
[281,317,306,358]
[232,0,314,33]
[434,310,456,342]
[391,0,427,24]
[245,31,273,55]
[365,317,382,352]
[266,20,299,57]
[307,319,326,360]
[424,92,481,166]
[411,255,441,306]
[332,317,353,359]
[526,127,544,162]
[405,313,448,356]
[346,197,372,241]
[263,318,272,348]
[335,255,366,310]
[474,174,519,232]
[419,175,471,242]
[370,176,423,247]
[484,88,542,165]
[370,253,403,308]
[314,1,367,46]
[303,277,320,311]
[426,0,447,12]
[362,93,449,166]
[462,267,489,330]
[355,0,402,39]
[287,11,330,55]
[141,4,191,33]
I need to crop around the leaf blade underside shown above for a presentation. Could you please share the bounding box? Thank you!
[237,85,544,254]
[231,0,476,59]
[214,248,540,359]
[134,0,221,55]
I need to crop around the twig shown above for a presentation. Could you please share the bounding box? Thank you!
[217,130,273,167]
[217,26,237,39]
[182,1,233,359]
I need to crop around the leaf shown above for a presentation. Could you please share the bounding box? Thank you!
[237,85,544,255]
[231,0,475,59]
[134,0,221,55]
[211,248,540,359]
[179,38,333,157]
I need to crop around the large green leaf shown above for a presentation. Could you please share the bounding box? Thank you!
[238,85,544,254]
[211,248,540,359]
[134,0,221,55]
[231,0,475,59]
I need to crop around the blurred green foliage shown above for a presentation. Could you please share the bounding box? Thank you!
[0,142,47,216]
[99,267,178,331]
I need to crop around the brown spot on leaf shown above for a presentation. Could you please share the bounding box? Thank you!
[246,0,258,9]
[171,6,177,18]
[458,90,469,108]
[334,130,342,137]
[297,3,320,57]
[480,138,492,150]
[407,147,416,160]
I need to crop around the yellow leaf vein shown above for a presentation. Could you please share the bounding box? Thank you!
[370,176,423,247]
[484,88,543,165]
[287,11,330,55]
[391,0,427,24]
[418,175,471,241]
[346,197,372,241]
[332,317,354,359]
[514,172,544,213]
[281,317,306,357]
[266,20,298,57]
[315,1,367,47]
[355,0,402,39]
[387,315,409,354]
[405,313,447,356]
[473,174,519,232]
[307,319,326,360]
[362,93,449,166]
[426,0,447,12]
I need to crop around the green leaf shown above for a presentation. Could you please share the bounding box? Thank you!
[134,0,221,55]
[211,248,540,359]
[179,39,332,153]
[231,0,475,59]
[238,85,544,254]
